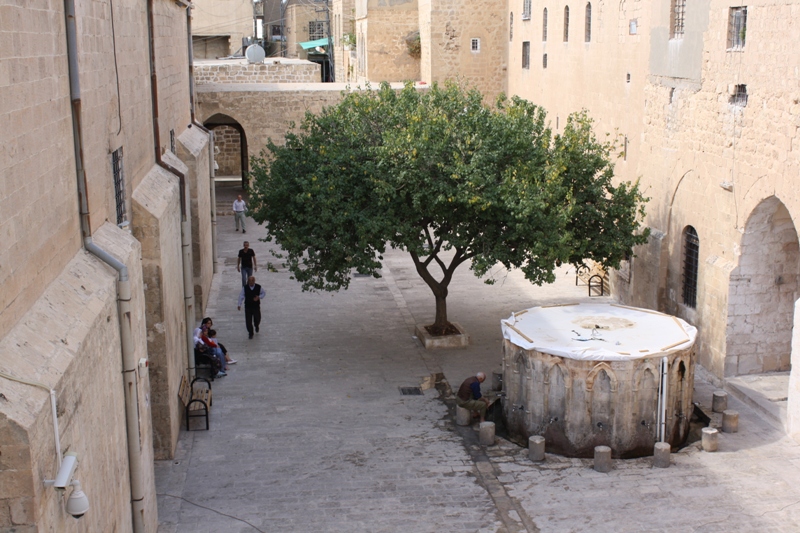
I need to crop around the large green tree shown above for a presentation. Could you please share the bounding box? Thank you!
[249,82,648,334]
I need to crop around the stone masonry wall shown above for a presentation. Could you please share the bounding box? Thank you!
[191,0,254,57]
[212,125,242,175]
[176,128,213,319]
[132,166,187,460]
[194,59,322,84]
[0,224,156,533]
[363,7,420,82]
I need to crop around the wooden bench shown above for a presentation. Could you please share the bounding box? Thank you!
[576,262,608,296]
[179,375,213,431]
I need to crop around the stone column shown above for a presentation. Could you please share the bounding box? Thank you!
[479,422,496,446]
[722,410,739,433]
[528,436,545,462]
[652,442,670,468]
[455,406,471,426]
[594,446,612,473]
[712,391,728,413]
[702,427,719,452]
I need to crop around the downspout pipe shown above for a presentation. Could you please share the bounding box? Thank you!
[186,5,218,274]
[64,1,145,531]
[147,0,197,379]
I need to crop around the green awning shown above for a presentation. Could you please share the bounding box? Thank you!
[298,38,330,50]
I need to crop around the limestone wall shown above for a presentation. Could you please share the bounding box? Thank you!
[0,224,156,532]
[213,125,243,175]
[194,59,322,84]
[132,167,187,460]
[191,0,254,57]
[420,0,507,104]
[332,0,357,82]
[176,129,213,319]
[356,0,420,83]
[285,3,324,60]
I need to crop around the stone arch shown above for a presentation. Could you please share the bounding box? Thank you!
[544,363,569,427]
[585,362,618,392]
[636,366,658,437]
[632,361,658,392]
[670,357,691,443]
[726,196,799,376]
[203,113,249,187]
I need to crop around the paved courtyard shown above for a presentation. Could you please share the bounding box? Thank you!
[156,186,800,532]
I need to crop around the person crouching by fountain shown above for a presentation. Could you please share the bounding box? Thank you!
[456,372,490,423]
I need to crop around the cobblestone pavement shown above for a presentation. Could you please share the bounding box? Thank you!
[157,187,800,532]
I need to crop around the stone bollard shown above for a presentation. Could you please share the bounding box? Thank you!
[528,436,546,462]
[653,442,671,468]
[702,427,719,452]
[491,370,503,392]
[712,391,728,413]
[593,446,612,473]
[722,410,739,433]
[479,422,496,446]
[455,406,472,426]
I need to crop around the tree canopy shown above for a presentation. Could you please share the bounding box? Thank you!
[249,82,649,333]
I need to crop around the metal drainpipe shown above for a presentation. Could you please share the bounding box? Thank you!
[64,1,145,531]
[186,5,218,274]
[147,0,197,379]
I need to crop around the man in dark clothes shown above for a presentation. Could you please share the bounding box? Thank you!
[238,275,266,339]
[456,372,489,422]
[237,241,257,287]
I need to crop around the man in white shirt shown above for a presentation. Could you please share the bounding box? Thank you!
[233,194,247,233]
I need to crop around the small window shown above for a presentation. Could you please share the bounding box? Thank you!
[308,21,327,41]
[170,129,175,154]
[730,84,748,106]
[728,7,747,50]
[682,226,699,308]
[670,0,686,39]
[543,53,548,69]
[510,12,514,41]
[112,147,127,225]
[564,6,570,42]
[522,41,530,69]
[523,0,532,20]
[585,3,592,42]
[543,8,548,42]
[471,38,480,52]
[629,19,638,35]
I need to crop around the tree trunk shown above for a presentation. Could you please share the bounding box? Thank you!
[433,293,449,331]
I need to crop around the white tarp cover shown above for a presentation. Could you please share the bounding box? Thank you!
[501,303,697,361]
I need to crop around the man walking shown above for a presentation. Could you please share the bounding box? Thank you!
[456,372,490,423]
[237,241,257,287]
[238,275,266,339]
[233,194,247,233]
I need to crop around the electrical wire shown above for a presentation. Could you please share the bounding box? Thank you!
[109,0,122,135]
[157,493,267,532]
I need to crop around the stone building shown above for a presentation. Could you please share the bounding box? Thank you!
[505,0,800,441]
[192,0,256,58]
[331,0,358,82]
[1,0,215,530]
[354,0,421,83]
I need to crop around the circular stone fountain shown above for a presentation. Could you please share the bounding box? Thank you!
[501,303,697,458]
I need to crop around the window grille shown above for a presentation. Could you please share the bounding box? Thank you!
[670,0,685,39]
[170,129,175,154]
[730,84,748,107]
[682,226,699,308]
[112,147,127,225]
[510,12,514,41]
[471,38,480,52]
[523,0,532,20]
[308,21,327,41]
[564,6,570,42]
[543,53,548,68]
[543,8,548,41]
[585,3,592,42]
[727,7,746,49]
[522,41,530,69]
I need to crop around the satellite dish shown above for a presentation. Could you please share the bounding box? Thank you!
[245,44,266,64]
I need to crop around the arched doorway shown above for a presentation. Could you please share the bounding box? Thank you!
[204,113,249,188]
[727,197,799,378]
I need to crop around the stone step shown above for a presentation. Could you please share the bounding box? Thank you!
[724,375,788,432]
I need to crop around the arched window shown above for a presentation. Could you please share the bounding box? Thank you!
[543,8,548,42]
[682,226,699,308]
[510,12,514,41]
[585,3,592,42]
[564,6,570,42]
